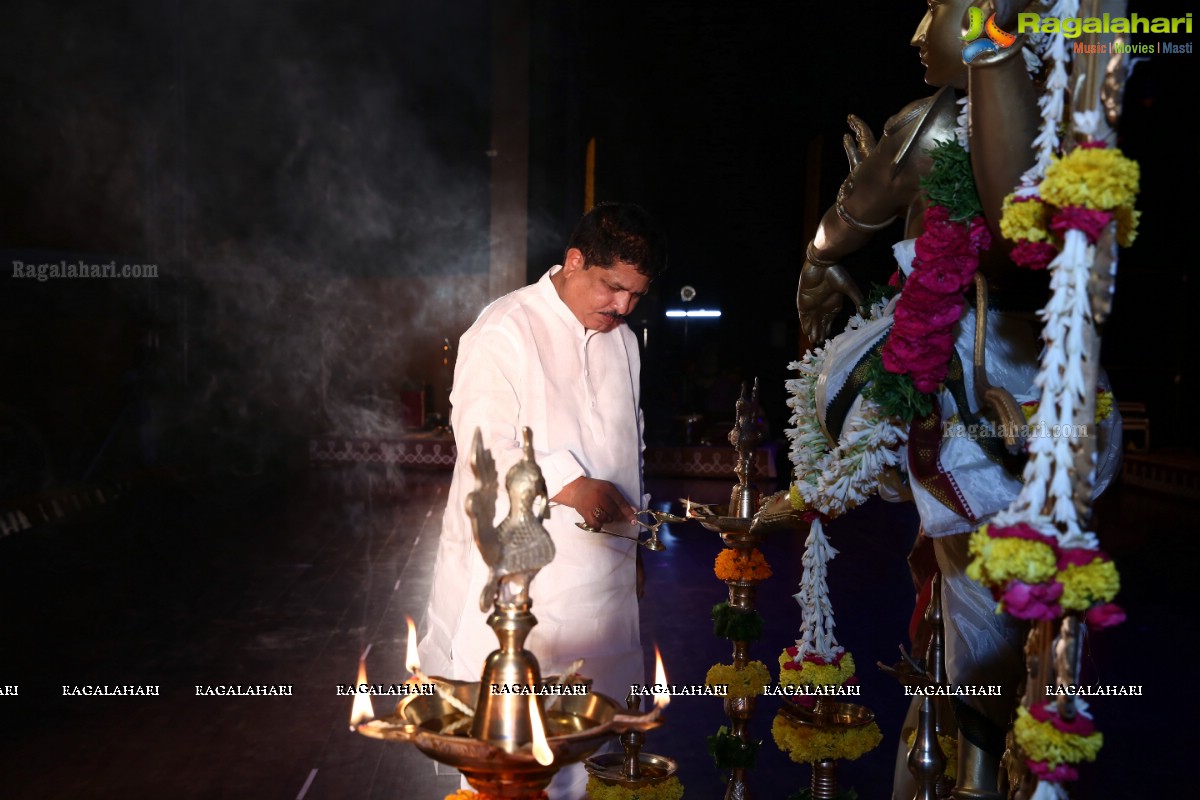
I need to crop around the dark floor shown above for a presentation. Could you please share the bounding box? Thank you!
[0,461,1193,799]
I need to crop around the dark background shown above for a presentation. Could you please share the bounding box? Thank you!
[2,0,1195,483]
[0,1,1195,798]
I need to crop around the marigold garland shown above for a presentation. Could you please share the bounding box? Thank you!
[1115,204,1140,247]
[1000,143,1141,271]
[778,649,856,688]
[706,661,771,697]
[585,776,685,800]
[1020,389,1112,424]
[1040,146,1139,210]
[999,195,1050,243]
[1057,558,1120,612]
[966,522,1124,623]
[788,482,806,511]
[1014,706,1103,768]
[772,714,883,763]
[714,548,773,582]
[1095,390,1114,422]
[966,525,1058,587]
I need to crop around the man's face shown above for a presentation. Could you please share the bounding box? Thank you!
[556,248,651,332]
[911,0,970,90]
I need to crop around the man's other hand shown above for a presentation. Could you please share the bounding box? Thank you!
[552,477,637,527]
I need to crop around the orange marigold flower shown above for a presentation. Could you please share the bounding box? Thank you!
[714,548,773,582]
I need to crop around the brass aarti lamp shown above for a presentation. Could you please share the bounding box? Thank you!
[354,427,661,799]
[687,379,807,800]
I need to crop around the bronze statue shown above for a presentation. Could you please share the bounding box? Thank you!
[797,0,1038,346]
[792,2,1049,797]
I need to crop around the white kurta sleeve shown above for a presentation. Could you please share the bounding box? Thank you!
[450,321,586,507]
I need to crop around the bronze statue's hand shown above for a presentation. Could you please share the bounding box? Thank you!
[552,476,637,527]
[842,114,877,170]
[797,260,864,344]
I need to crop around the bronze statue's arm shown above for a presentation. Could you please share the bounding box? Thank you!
[798,110,928,343]
[966,2,1039,239]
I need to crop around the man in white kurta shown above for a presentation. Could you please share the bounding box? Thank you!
[419,202,666,799]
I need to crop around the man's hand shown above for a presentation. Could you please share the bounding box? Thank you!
[552,476,637,527]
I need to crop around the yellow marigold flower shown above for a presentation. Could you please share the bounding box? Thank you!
[1095,391,1114,423]
[1041,147,1140,211]
[706,660,771,697]
[1058,559,1120,611]
[773,714,883,763]
[1115,204,1140,247]
[966,525,1057,587]
[778,650,857,687]
[1025,391,1113,424]
[788,483,806,511]
[1014,707,1103,767]
[1000,193,1050,243]
[586,775,685,800]
[714,548,773,582]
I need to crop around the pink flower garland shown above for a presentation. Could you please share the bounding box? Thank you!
[1028,760,1080,782]
[1010,238,1057,270]
[882,204,991,393]
[1050,207,1112,243]
[983,524,1124,627]
[1001,580,1064,620]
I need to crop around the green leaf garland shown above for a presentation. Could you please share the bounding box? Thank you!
[711,602,765,642]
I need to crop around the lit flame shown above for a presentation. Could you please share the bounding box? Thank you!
[685,498,692,517]
[349,658,375,729]
[405,615,421,676]
[653,645,670,710]
[528,695,554,766]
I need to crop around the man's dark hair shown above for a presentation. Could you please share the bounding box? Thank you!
[565,202,668,279]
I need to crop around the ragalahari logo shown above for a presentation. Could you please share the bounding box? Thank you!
[961,8,1017,62]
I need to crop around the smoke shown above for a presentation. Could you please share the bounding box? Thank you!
[0,0,499,488]
[174,1,494,452]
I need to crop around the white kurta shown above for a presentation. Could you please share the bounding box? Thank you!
[419,265,646,708]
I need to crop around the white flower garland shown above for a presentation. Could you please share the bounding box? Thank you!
[792,518,843,661]
[1020,0,1077,188]
[785,301,907,520]
[992,226,1099,550]
[1032,781,1071,800]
